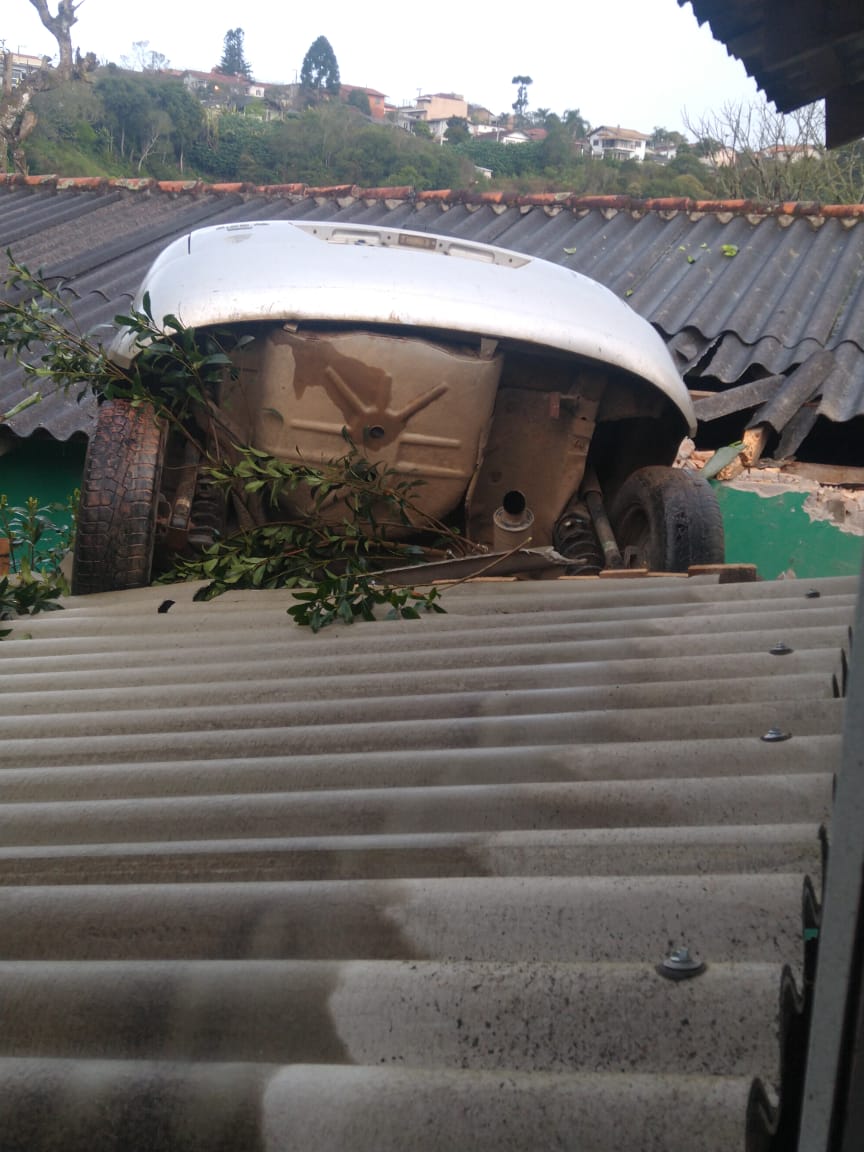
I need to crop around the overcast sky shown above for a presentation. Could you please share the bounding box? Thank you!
[4,0,764,134]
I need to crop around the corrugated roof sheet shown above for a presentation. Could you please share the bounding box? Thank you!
[0,571,854,1150]
[2,178,864,442]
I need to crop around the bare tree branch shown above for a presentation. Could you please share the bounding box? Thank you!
[28,0,83,80]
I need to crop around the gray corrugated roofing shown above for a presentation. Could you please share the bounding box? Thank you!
[2,178,864,442]
[0,571,854,1149]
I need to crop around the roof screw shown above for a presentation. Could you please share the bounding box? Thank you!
[770,642,794,655]
[762,727,792,742]
[657,946,706,981]
[805,589,821,599]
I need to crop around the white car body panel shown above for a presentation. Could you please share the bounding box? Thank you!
[112,220,695,433]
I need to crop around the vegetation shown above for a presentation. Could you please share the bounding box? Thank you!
[10,70,473,188]
[300,36,341,103]
[683,101,864,204]
[217,28,253,80]
[0,258,465,629]
[10,62,860,200]
[0,492,76,630]
[511,75,532,125]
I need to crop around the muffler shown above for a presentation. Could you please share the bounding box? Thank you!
[493,490,535,551]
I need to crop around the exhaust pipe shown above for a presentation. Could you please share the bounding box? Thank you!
[493,490,534,552]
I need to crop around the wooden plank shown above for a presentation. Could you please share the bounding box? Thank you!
[598,568,650,579]
[741,426,769,467]
[781,461,864,486]
[688,564,759,584]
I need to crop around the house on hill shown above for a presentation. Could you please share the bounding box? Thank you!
[340,84,387,119]
[399,92,469,140]
[758,143,821,163]
[2,50,44,90]
[180,69,264,109]
[589,125,651,162]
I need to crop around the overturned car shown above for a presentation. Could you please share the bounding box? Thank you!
[71,220,723,594]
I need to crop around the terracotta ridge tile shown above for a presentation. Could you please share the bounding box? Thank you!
[56,176,108,189]
[5,176,864,222]
[357,186,412,199]
[306,184,358,196]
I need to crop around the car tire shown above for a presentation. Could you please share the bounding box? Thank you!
[72,400,167,594]
[609,465,725,572]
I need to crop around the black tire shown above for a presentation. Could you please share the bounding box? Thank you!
[72,400,167,594]
[609,465,725,572]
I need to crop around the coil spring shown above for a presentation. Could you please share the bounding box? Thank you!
[553,504,604,575]
[188,478,225,549]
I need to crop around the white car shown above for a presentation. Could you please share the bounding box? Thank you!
[72,221,723,593]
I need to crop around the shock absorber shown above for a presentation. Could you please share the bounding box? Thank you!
[188,475,226,549]
[552,500,604,574]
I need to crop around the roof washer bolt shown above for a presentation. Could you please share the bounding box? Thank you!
[657,946,706,981]
[770,642,794,655]
[762,727,792,742]
[805,589,821,599]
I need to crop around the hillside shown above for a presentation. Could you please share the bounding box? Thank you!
[2,69,863,201]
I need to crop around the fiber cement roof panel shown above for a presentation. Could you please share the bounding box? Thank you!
[0,570,854,1149]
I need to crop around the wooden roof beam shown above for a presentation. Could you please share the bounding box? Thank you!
[826,82,864,148]
[764,0,863,70]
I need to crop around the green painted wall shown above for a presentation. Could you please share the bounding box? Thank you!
[0,439,85,566]
[0,441,860,583]
[0,438,85,511]
[716,485,864,580]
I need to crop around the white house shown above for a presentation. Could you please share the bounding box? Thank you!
[589,125,651,162]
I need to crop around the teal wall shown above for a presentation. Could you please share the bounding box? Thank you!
[0,439,86,565]
[0,438,85,511]
[716,485,864,580]
[0,441,860,583]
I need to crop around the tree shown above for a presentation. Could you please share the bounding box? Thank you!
[563,108,589,139]
[683,99,864,203]
[217,28,252,79]
[300,36,340,101]
[444,116,470,145]
[538,115,573,168]
[28,0,80,81]
[511,75,532,125]
[345,88,371,116]
[647,127,687,152]
[121,41,170,73]
[154,80,204,173]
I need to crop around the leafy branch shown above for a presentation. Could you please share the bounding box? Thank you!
[0,255,246,428]
[0,256,470,629]
[171,437,464,630]
[0,493,77,633]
